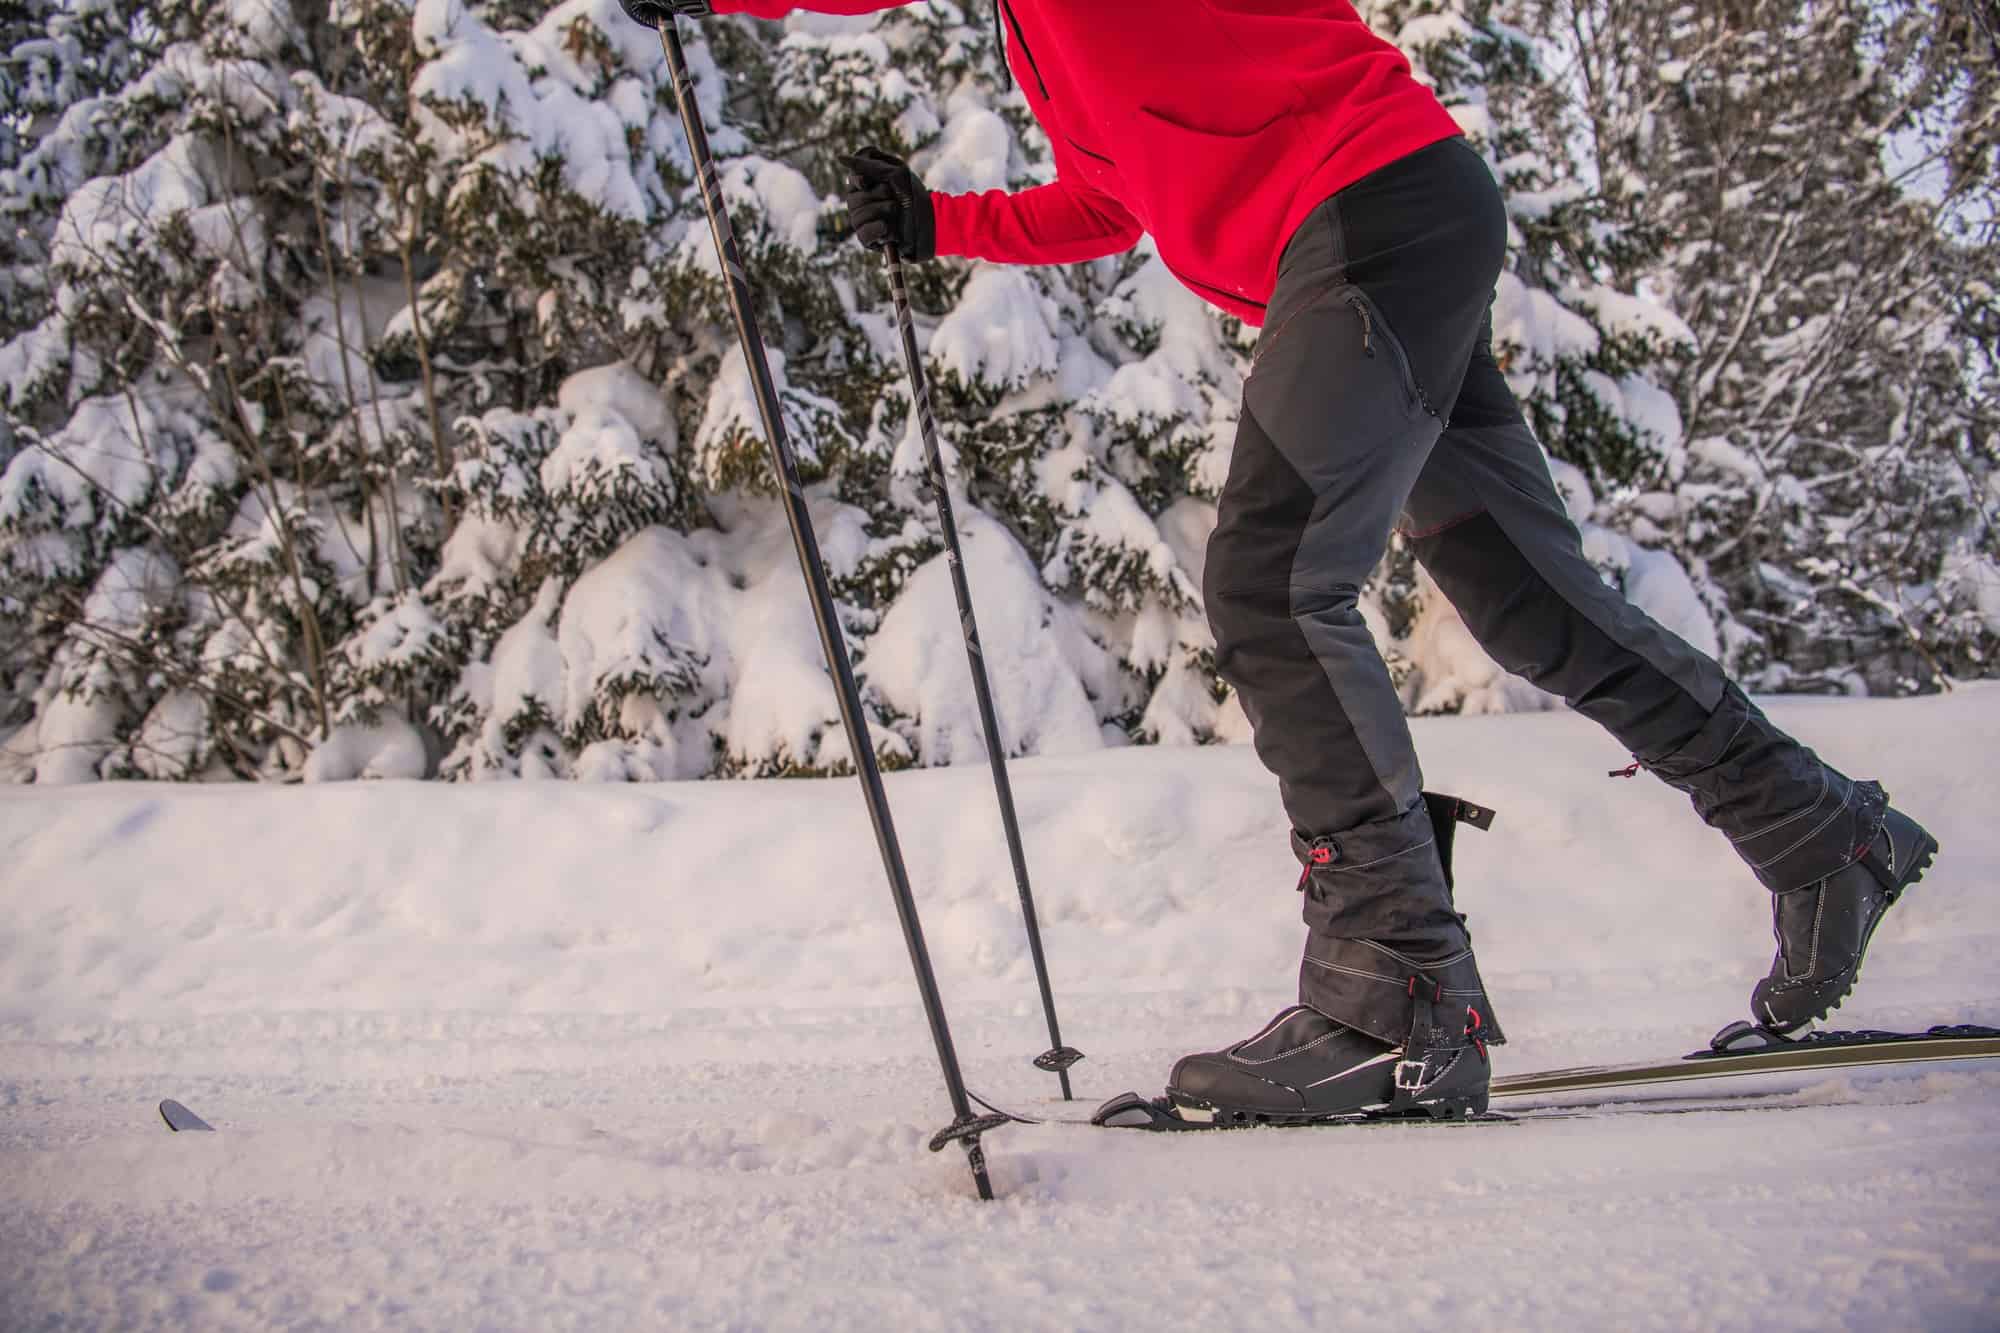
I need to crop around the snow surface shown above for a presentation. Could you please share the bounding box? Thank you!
[5,691,2000,1329]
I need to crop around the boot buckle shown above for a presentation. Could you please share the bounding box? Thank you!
[1393,1056,1431,1092]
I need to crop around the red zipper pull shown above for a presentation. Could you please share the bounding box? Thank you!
[1296,842,1334,890]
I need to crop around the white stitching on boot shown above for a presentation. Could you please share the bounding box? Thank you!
[1321,837,1436,875]
[1354,939,1474,969]
[1237,1007,1312,1048]
[1783,888,1826,984]
[1303,1051,1401,1088]
[1748,776,1855,870]
[1232,1029,1346,1065]
[1302,957,1408,986]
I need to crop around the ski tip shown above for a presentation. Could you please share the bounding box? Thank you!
[159,1099,215,1133]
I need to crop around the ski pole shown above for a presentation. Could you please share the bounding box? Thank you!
[648,15,1004,1200]
[881,247,1084,1099]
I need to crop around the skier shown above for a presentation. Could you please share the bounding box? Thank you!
[619,0,1939,1124]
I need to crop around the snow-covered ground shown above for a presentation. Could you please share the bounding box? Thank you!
[5,690,1999,1330]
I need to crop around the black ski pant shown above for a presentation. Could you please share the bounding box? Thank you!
[1205,138,1871,1047]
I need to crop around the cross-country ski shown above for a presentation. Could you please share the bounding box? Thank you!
[941,1022,2000,1130]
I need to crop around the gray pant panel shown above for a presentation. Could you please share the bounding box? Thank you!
[1207,189,1501,1043]
[1245,269,1445,818]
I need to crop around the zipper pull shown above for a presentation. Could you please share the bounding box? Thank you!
[1346,295,1375,357]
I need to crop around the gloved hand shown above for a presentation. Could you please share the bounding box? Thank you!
[617,0,712,28]
[842,148,936,262]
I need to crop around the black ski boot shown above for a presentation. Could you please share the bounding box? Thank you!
[1752,802,1938,1032]
[1637,684,1939,1031]
[1163,993,1492,1125]
[1093,791,1501,1131]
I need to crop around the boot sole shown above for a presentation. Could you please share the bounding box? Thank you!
[1762,831,1939,1033]
[1165,1091,1491,1129]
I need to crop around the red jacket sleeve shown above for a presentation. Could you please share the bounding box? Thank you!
[932,138,1144,265]
[709,2,1144,265]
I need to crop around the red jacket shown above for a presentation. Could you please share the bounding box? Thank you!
[712,1,1460,323]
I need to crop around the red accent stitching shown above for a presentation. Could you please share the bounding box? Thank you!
[1398,508,1486,541]
[1250,276,1344,367]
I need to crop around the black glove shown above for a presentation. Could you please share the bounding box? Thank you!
[617,0,711,28]
[842,148,936,262]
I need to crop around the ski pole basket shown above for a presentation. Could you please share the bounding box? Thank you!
[1034,1046,1086,1074]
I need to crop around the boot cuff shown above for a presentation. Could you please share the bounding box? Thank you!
[1741,776,1888,893]
[1290,798,1436,872]
[1640,684,1887,891]
[1299,935,1506,1048]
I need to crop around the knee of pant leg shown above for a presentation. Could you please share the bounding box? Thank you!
[1202,551,1289,682]
[1291,581,1364,627]
[1200,528,1235,655]
[1288,582,1377,683]
[1205,404,1316,676]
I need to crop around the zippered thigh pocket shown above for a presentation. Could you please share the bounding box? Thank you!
[1255,281,1424,417]
[1336,285,1426,417]
[1243,279,1440,489]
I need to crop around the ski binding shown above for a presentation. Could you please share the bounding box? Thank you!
[1089,1090,1509,1131]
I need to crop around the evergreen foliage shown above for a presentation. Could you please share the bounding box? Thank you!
[1534,0,2000,691]
[0,0,1987,785]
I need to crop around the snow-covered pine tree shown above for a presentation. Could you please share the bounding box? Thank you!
[0,0,531,783]
[7,0,1984,786]
[1539,0,2000,691]
[729,4,1202,760]
[1,0,387,783]
[0,1,160,746]
[398,0,713,780]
